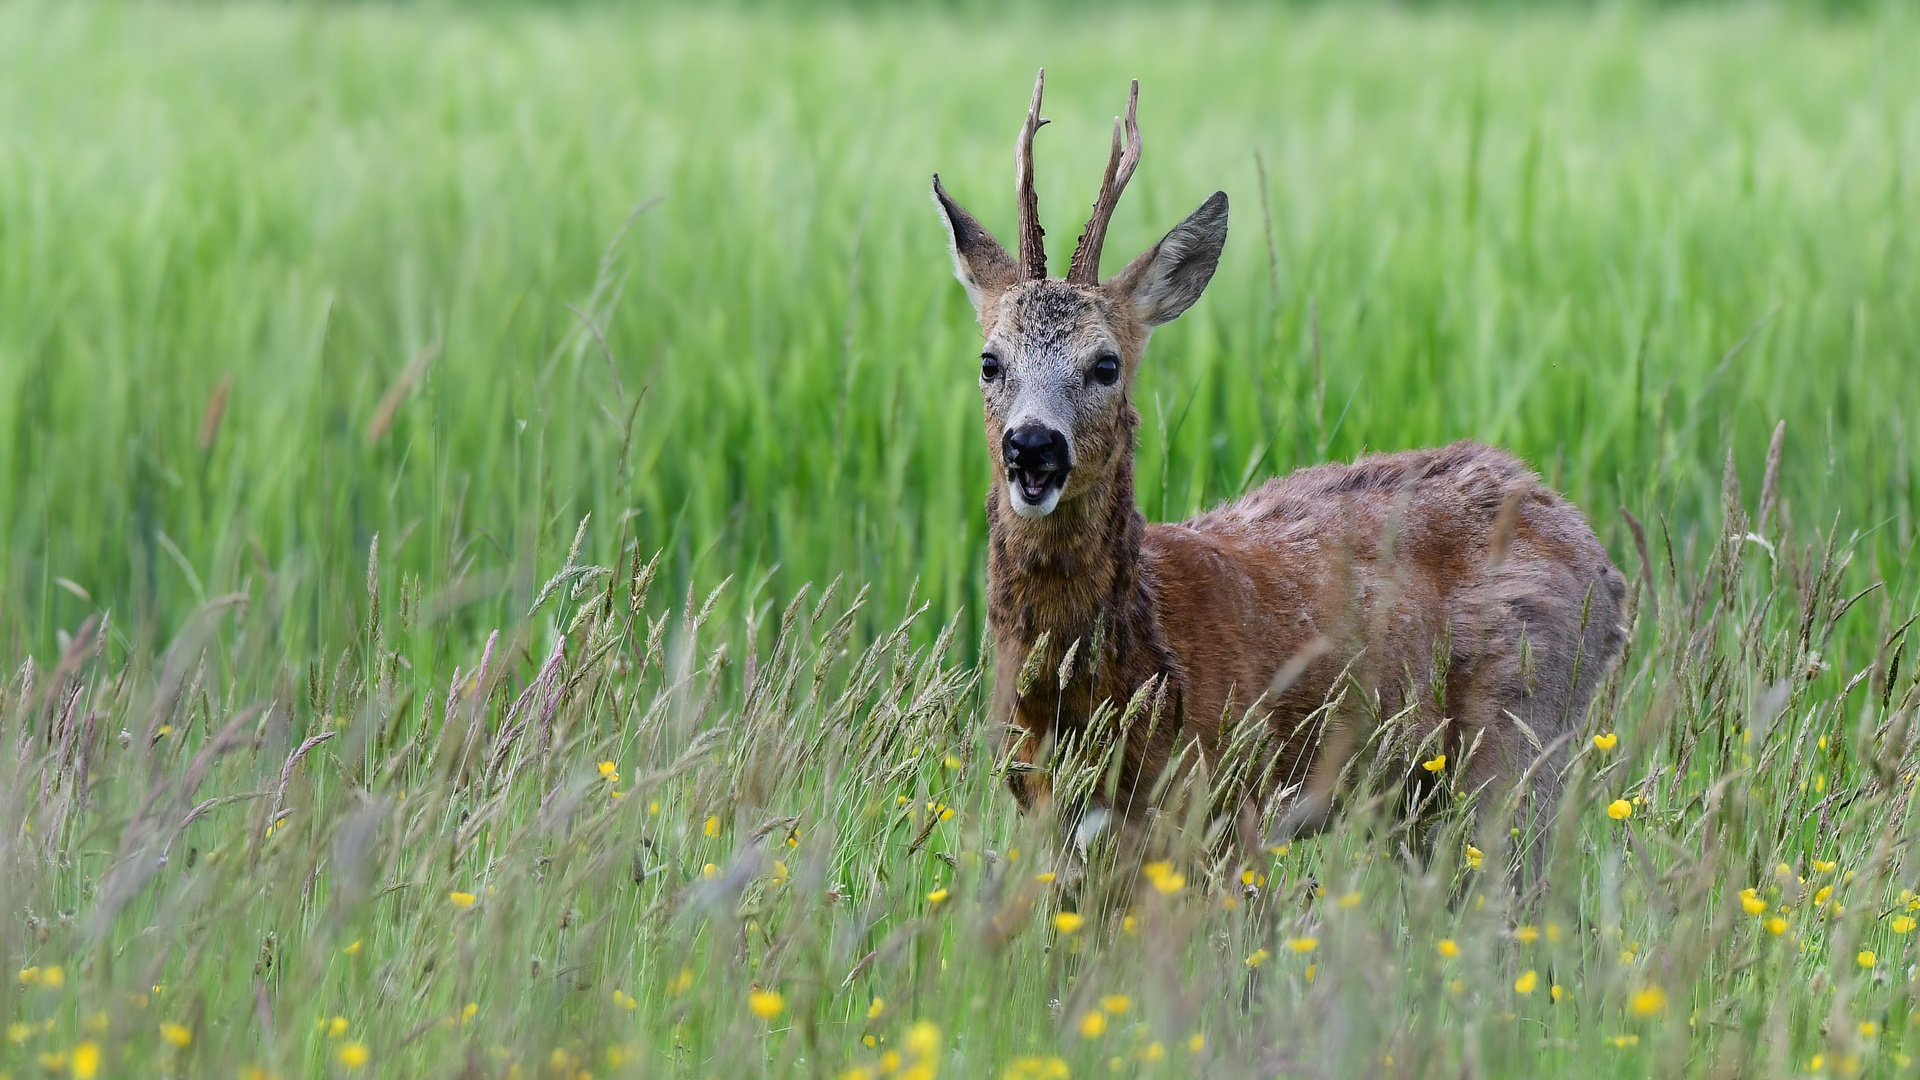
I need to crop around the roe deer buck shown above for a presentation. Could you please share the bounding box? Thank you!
[932,72,1627,871]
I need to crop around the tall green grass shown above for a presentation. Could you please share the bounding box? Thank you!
[1,1,1915,656]
[1,1,1919,1076]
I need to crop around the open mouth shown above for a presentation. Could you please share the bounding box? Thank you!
[1009,466,1067,507]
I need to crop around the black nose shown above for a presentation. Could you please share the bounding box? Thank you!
[1003,424,1069,473]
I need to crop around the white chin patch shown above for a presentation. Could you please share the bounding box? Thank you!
[1008,483,1062,519]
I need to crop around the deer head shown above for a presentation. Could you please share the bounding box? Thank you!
[933,71,1228,521]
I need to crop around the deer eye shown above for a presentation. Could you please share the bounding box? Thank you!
[980,353,1003,382]
[1091,354,1121,386]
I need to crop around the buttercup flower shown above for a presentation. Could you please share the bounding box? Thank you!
[748,989,785,1019]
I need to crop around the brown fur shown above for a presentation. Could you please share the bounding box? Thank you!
[935,77,1627,847]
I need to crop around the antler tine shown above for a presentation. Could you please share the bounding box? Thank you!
[1067,79,1142,286]
[1015,68,1049,281]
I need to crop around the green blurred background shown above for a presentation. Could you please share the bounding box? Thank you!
[0,0,1915,665]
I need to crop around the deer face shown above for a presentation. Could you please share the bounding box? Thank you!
[933,74,1227,520]
[977,281,1129,517]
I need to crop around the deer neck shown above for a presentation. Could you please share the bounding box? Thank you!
[985,439,1161,706]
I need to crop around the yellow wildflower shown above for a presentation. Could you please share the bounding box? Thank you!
[1739,888,1767,915]
[926,888,950,904]
[1187,1033,1205,1053]
[1606,799,1633,821]
[1287,937,1319,954]
[704,816,720,837]
[611,990,635,1011]
[343,939,363,955]
[1054,912,1086,934]
[338,1041,369,1069]
[1465,845,1484,870]
[71,1041,100,1079]
[326,1016,348,1038]
[1138,1041,1165,1063]
[1891,915,1915,933]
[905,1020,940,1058]
[1005,1055,1071,1079]
[747,989,785,1020]
[1077,1011,1107,1038]
[1857,950,1875,969]
[448,891,476,908]
[1100,995,1130,1015]
[1514,970,1538,994]
[1142,860,1185,895]
[1629,986,1667,1015]
[597,760,618,781]
[1245,948,1271,968]
[159,1022,192,1048]
[1422,754,1446,772]
[1764,916,1788,935]
[1034,872,1056,884]
[1514,926,1539,945]
[1593,733,1618,751]
[1437,939,1460,958]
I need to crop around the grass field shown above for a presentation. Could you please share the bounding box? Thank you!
[2,0,1919,1076]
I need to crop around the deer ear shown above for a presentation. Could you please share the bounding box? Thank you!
[932,175,1018,323]
[1107,191,1228,327]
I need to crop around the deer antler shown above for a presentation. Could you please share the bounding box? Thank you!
[1067,80,1142,286]
[1015,69,1049,281]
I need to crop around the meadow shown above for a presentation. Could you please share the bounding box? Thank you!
[2,0,1918,1076]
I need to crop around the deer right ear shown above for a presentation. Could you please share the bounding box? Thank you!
[932,175,1019,324]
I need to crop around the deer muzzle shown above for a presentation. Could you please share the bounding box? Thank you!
[1002,422,1071,518]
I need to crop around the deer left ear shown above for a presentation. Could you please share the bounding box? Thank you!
[932,174,1019,325]
[1107,191,1228,327]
